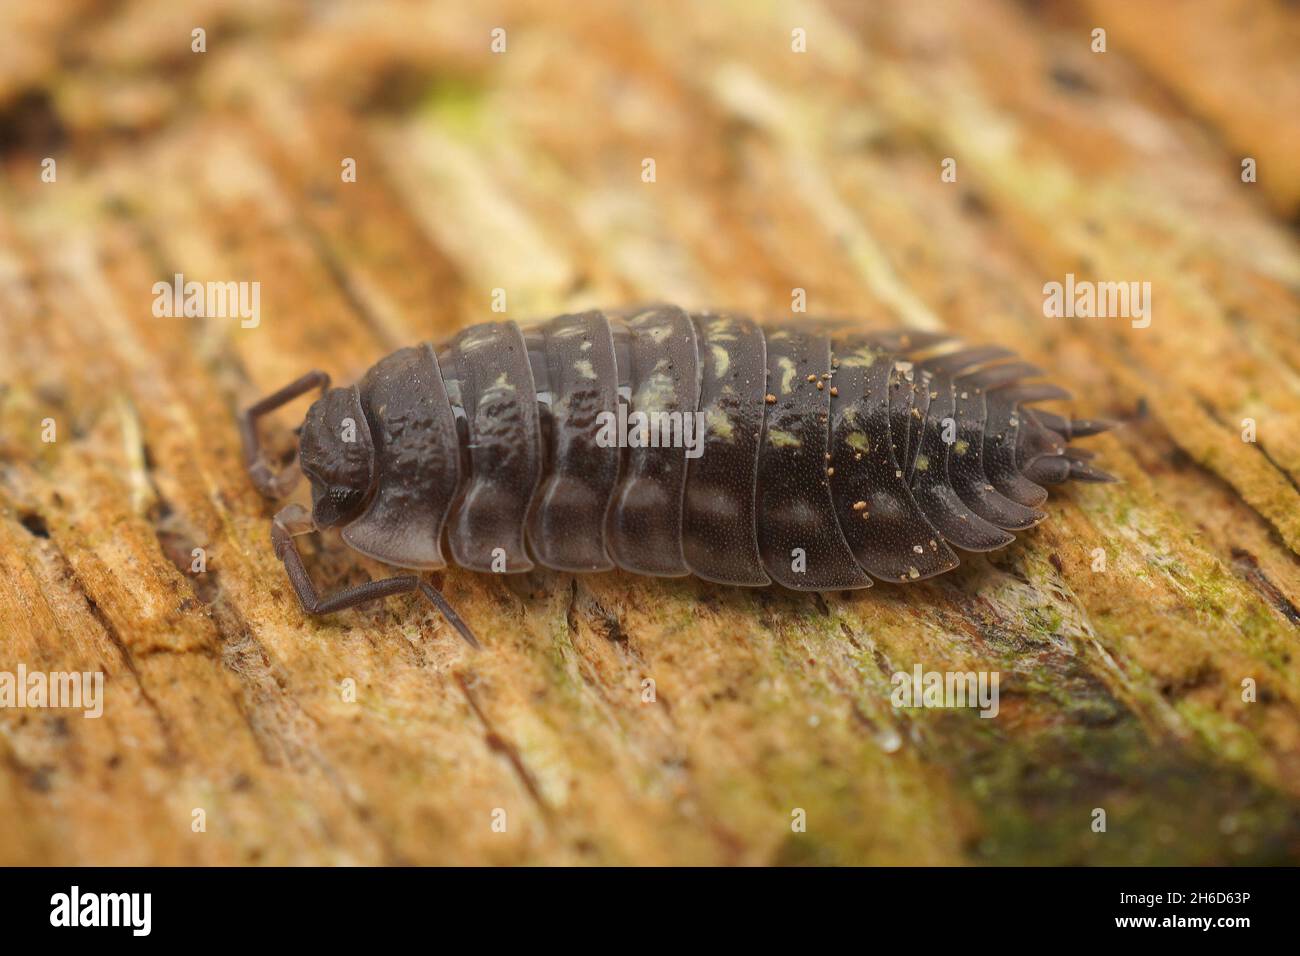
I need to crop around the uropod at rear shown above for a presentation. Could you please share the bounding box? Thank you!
[240,306,1117,647]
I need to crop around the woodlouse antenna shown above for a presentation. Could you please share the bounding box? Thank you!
[270,504,480,649]
[240,370,331,498]
[418,581,481,649]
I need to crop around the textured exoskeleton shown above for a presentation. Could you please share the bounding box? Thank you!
[241,307,1116,645]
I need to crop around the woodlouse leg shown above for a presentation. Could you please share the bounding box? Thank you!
[241,370,331,498]
[270,504,480,648]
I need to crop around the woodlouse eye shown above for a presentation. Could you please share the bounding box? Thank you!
[298,385,376,528]
[312,484,366,529]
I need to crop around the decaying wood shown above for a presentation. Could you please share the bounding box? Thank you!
[0,0,1297,865]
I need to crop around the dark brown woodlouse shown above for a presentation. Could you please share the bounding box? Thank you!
[240,306,1116,647]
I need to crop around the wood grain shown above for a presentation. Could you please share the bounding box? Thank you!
[0,0,1297,865]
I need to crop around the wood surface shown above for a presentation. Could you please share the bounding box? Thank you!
[0,0,1297,865]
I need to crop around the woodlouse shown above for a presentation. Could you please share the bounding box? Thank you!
[241,306,1116,646]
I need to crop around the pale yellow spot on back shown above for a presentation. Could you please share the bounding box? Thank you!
[633,359,676,410]
[767,428,801,448]
[777,356,797,395]
[837,346,877,369]
[705,407,733,441]
[710,343,731,378]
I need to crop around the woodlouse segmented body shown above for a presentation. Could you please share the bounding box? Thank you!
[243,306,1116,637]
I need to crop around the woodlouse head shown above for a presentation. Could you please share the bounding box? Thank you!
[298,385,376,528]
